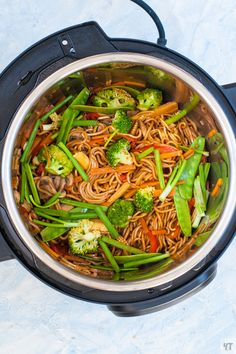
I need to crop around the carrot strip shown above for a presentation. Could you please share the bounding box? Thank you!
[90,165,135,176]
[183,148,195,159]
[160,151,183,160]
[106,182,131,205]
[211,178,223,197]
[207,129,217,139]
[153,188,176,198]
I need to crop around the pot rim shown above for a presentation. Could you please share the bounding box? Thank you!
[2,52,236,292]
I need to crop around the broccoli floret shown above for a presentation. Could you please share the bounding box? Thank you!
[134,187,155,213]
[112,110,132,134]
[68,219,102,255]
[107,199,135,228]
[93,88,135,109]
[44,144,73,177]
[106,139,132,167]
[137,88,163,111]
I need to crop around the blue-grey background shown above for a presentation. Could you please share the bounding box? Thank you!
[0,1,235,353]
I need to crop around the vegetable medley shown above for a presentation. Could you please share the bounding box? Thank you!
[12,66,228,281]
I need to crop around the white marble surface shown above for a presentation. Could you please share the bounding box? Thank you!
[0,1,236,353]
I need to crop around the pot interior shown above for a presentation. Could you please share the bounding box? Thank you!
[7,55,233,291]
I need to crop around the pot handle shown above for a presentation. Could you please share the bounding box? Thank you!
[130,0,167,46]
[0,228,15,262]
[222,83,236,113]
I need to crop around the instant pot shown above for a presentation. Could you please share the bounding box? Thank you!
[0,0,235,316]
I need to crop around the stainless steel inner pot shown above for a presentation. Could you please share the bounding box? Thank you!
[2,52,236,292]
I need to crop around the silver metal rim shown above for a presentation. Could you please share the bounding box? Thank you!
[2,52,236,292]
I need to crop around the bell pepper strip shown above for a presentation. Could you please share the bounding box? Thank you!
[159,159,187,202]
[154,149,165,189]
[140,217,158,253]
[20,96,73,163]
[119,173,127,182]
[177,136,205,201]
[165,94,200,125]
[174,187,192,237]
[85,112,100,120]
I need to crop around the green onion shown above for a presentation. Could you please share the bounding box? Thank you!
[24,163,41,205]
[33,220,81,228]
[154,149,165,189]
[40,226,68,242]
[61,87,90,144]
[95,207,120,239]
[137,147,154,160]
[165,94,200,125]
[101,236,145,254]
[34,209,97,221]
[20,95,73,163]
[123,253,170,268]
[104,129,118,148]
[72,120,98,127]
[99,239,120,273]
[60,198,108,211]
[20,164,27,203]
[30,192,61,209]
[114,253,161,264]
[159,160,187,201]
[71,104,132,114]
[58,142,89,182]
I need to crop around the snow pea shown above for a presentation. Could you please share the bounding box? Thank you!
[174,187,192,236]
[178,136,205,200]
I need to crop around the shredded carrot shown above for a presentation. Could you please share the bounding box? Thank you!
[124,189,137,199]
[90,164,135,176]
[140,217,150,235]
[106,182,131,205]
[160,150,182,160]
[152,229,167,235]
[211,178,223,197]
[207,129,217,139]
[154,101,178,116]
[38,240,60,260]
[183,148,195,159]
[74,176,83,184]
[168,225,181,240]
[139,181,160,188]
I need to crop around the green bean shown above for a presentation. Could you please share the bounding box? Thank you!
[101,236,145,254]
[71,104,132,114]
[20,96,73,163]
[20,164,27,203]
[34,208,70,218]
[95,207,120,239]
[72,120,98,127]
[58,142,89,182]
[24,163,41,205]
[165,94,200,125]
[154,149,165,189]
[137,147,154,160]
[60,198,108,211]
[34,210,66,224]
[122,258,174,281]
[33,220,80,228]
[174,187,192,236]
[35,209,97,221]
[178,136,205,200]
[99,239,120,273]
[41,226,68,242]
[194,231,211,247]
[30,192,61,209]
[61,87,90,144]
[114,253,161,264]
[123,253,169,268]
